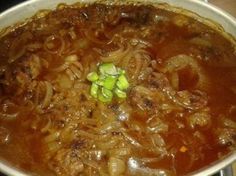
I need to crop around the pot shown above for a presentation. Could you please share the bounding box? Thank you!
[0,0,235,175]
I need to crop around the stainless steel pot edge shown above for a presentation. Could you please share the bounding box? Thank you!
[155,0,236,37]
[1,0,236,37]
[0,0,236,176]
[0,161,27,176]
[190,151,236,176]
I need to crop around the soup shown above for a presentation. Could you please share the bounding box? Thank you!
[0,2,235,176]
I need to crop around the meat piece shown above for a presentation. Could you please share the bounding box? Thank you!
[187,111,211,129]
[175,90,208,110]
[120,6,151,25]
[50,148,84,176]
[219,116,236,129]
[147,72,169,89]
[9,54,42,93]
[129,86,155,111]
[215,128,236,146]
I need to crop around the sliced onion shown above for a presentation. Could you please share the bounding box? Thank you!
[77,130,97,139]
[43,35,65,55]
[150,134,166,147]
[41,81,53,108]
[46,141,61,152]
[170,72,179,90]
[99,121,122,134]
[44,131,60,143]
[65,54,79,63]
[70,65,82,79]
[108,157,126,176]
[26,42,42,51]
[128,157,172,176]
[41,118,52,133]
[8,32,33,63]
[163,54,207,89]
[122,131,142,147]
[84,28,109,45]
[109,147,131,157]
[100,44,131,64]
[83,159,100,169]
[57,74,73,89]
[189,37,212,48]
[66,68,75,81]
[97,136,121,150]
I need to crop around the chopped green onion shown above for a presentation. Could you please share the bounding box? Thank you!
[87,72,99,82]
[114,88,127,98]
[98,92,112,103]
[90,83,99,98]
[118,68,126,75]
[103,76,117,90]
[101,87,113,99]
[95,80,104,86]
[99,63,117,75]
[87,63,129,103]
[98,74,106,80]
[117,75,129,90]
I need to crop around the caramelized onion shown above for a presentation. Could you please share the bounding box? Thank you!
[128,157,172,176]
[163,54,207,89]
[0,127,10,144]
[100,43,131,64]
[108,157,126,176]
[43,35,65,55]
[41,81,53,108]
[8,32,33,63]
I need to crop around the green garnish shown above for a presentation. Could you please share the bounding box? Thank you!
[114,88,127,98]
[118,68,126,75]
[87,72,99,82]
[117,75,129,90]
[103,76,117,90]
[98,92,112,103]
[99,63,118,75]
[87,63,129,103]
[101,87,113,99]
[90,83,99,98]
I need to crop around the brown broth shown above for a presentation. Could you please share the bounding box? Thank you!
[0,3,235,176]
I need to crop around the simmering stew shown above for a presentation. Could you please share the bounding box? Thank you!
[0,2,235,176]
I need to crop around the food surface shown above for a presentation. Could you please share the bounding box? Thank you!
[0,2,236,176]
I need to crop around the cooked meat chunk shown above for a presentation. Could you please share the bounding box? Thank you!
[50,148,84,176]
[188,111,211,129]
[215,128,236,146]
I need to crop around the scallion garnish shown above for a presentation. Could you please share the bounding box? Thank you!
[99,63,118,75]
[117,75,129,90]
[87,63,129,103]
[87,72,99,82]
[90,83,99,98]
[103,76,117,90]
[114,88,127,98]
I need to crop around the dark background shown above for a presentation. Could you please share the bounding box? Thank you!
[0,0,230,176]
[0,0,26,12]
